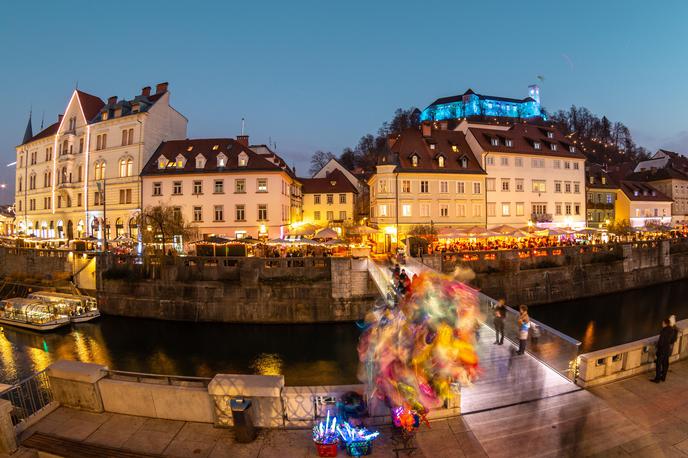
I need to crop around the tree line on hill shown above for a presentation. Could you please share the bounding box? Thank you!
[308,105,650,176]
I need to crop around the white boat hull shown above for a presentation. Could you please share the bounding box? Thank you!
[70,310,101,323]
[0,316,70,332]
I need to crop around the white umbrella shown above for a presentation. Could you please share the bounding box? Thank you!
[314,228,338,239]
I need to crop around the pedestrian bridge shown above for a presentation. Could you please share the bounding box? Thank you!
[366,255,581,413]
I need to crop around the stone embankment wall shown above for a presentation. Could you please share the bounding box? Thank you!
[435,239,688,305]
[96,255,377,323]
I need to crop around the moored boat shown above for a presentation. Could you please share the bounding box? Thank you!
[0,298,70,332]
[27,292,100,323]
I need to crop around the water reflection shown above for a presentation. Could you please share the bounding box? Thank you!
[0,318,361,386]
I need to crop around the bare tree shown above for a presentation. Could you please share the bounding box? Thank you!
[137,205,198,254]
[309,150,336,176]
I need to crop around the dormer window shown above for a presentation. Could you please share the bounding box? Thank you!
[195,154,206,169]
[238,152,248,167]
[175,154,186,168]
[505,139,513,147]
[601,177,607,185]
[438,156,445,168]
[212,145,219,151]
[550,144,557,151]
[157,155,169,169]
[533,142,541,150]
[411,155,418,167]
[187,146,194,152]
[589,176,594,184]
[547,131,554,139]
[217,152,228,168]
[570,146,576,153]
[451,145,458,152]
[633,190,639,196]
[459,156,468,168]
[430,144,436,150]
[490,137,499,147]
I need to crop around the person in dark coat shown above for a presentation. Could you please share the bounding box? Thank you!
[652,318,674,383]
[493,299,506,345]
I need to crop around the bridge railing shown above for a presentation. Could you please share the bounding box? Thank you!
[0,369,55,431]
[406,256,581,380]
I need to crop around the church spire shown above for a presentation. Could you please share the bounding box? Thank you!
[22,110,33,144]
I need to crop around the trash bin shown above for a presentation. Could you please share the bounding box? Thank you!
[229,398,256,443]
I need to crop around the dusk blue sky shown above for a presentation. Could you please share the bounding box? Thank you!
[1,0,687,202]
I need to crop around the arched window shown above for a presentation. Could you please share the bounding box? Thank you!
[460,157,468,168]
[411,155,418,167]
[61,167,68,184]
[44,171,49,187]
[438,156,445,168]
[127,158,133,177]
[119,159,127,177]
[94,161,106,180]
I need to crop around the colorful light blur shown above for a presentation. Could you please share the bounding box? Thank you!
[358,271,480,414]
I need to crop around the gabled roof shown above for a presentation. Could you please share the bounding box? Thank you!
[141,138,294,176]
[300,169,358,194]
[76,90,105,122]
[385,126,485,174]
[586,163,620,189]
[620,181,672,202]
[469,123,586,159]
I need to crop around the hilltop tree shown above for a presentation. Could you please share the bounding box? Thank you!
[308,150,336,176]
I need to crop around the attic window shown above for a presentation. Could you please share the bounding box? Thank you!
[212,145,219,151]
[460,156,468,168]
[438,156,445,168]
[187,146,193,152]
[551,144,557,151]
[634,190,639,196]
[490,137,499,147]
[505,139,513,147]
[157,156,169,169]
[451,145,458,153]
[238,152,248,167]
[602,177,607,185]
[195,154,206,169]
[330,180,337,186]
[217,152,228,168]
[175,154,186,168]
[533,142,541,150]
[570,146,576,153]
[430,144,436,150]
[547,131,554,139]
[411,155,418,167]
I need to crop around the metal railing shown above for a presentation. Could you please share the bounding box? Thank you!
[103,369,212,387]
[366,258,395,298]
[0,370,54,427]
[405,256,581,380]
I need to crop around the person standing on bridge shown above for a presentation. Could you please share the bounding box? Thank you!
[493,299,506,345]
[517,305,530,355]
[651,318,674,383]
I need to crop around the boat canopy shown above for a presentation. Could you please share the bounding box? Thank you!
[1,298,51,314]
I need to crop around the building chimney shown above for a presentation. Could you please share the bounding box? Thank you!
[155,82,169,94]
[141,86,151,97]
[107,96,117,105]
[58,114,64,123]
[236,135,249,146]
[421,122,432,137]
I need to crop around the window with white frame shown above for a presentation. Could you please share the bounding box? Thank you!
[214,205,224,221]
[173,181,182,195]
[420,181,429,193]
[532,180,546,193]
[314,194,321,204]
[565,203,572,215]
[193,206,202,222]
[402,204,412,217]
[573,162,579,170]
[515,178,524,192]
[553,160,561,169]
[516,202,524,216]
[420,203,430,217]
[235,204,245,221]
[501,203,510,216]
[402,180,411,193]
[193,180,203,195]
[532,158,545,168]
[487,202,496,217]
[486,156,495,166]
[500,157,509,166]
[473,204,482,217]
[564,161,571,169]
[379,204,388,217]
[440,181,448,193]
[439,204,449,217]
[501,179,510,192]
[473,182,481,194]
[555,181,562,193]
[339,193,346,204]
[457,182,465,194]
[235,179,246,193]
[486,178,496,192]
[258,204,268,221]
[326,194,333,204]
[515,157,523,167]
[457,203,466,217]
[257,178,268,193]
[565,182,571,193]
[555,203,562,215]
[214,180,224,194]
[314,211,321,220]
[153,182,162,196]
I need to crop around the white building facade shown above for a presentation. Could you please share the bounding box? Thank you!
[141,137,302,240]
[15,83,187,240]
[459,121,587,228]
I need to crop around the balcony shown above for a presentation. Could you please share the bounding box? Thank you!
[531,213,553,223]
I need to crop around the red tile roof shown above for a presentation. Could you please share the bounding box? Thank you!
[76,90,105,122]
[300,169,358,194]
[386,127,485,174]
[620,181,672,202]
[22,121,59,145]
[141,138,294,176]
[469,123,586,159]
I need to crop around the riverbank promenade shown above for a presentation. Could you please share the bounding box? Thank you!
[9,338,688,457]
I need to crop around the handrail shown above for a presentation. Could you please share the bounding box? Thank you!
[103,369,212,386]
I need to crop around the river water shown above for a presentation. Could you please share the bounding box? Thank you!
[0,280,686,386]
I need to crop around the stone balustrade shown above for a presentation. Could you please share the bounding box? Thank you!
[577,319,688,387]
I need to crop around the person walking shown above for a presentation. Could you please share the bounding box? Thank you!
[517,305,530,355]
[651,318,674,383]
[493,299,506,345]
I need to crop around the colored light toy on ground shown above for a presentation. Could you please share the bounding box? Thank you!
[358,271,480,415]
[392,406,422,433]
[313,412,339,457]
[337,422,380,457]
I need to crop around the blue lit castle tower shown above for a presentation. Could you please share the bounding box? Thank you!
[420,85,544,122]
